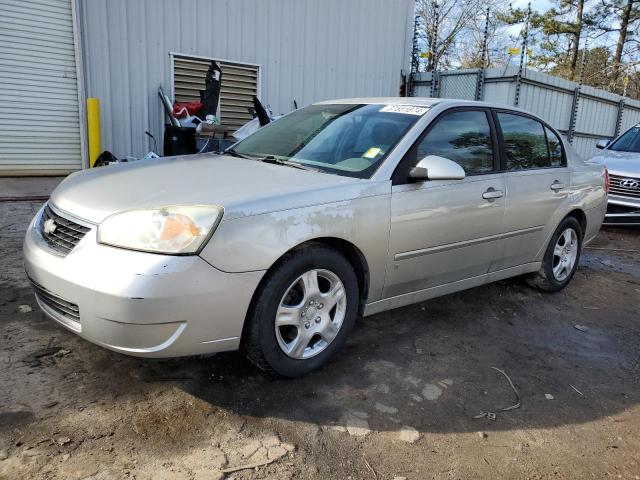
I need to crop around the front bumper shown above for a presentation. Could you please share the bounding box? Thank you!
[604,195,640,226]
[23,207,264,358]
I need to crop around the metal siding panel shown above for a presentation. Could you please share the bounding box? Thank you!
[80,0,414,158]
[621,107,640,131]
[0,0,81,174]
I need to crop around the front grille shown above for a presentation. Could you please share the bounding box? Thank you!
[39,204,90,255]
[30,280,80,323]
[609,173,640,199]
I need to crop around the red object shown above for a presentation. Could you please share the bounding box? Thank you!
[172,101,203,119]
[604,167,610,194]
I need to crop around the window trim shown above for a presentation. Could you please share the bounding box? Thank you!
[491,108,567,171]
[391,106,500,185]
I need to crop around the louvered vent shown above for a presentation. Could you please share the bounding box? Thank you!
[173,55,259,129]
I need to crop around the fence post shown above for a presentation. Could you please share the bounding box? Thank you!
[514,2,531,107]
[430,71,440,98]
[615,99,625,137]
[567,39,589,144]
[475,7,490,101]
[567,88,580,143]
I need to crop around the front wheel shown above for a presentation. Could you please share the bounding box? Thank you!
[242,244,359,377]
[527,216,583,292]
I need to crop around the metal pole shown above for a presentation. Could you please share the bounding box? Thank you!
[475,6,490,101]
[514,2,531,107]
[429,1,440,97]
[409,14,420,97]
[86,98,101,168]
[567,38,589,143]
[615,99,625,137]
[411,15,420,75]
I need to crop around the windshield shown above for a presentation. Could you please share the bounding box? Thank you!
[609,125,640,152]
[229,103,426,178]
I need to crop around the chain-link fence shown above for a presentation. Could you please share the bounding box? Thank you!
[410,66,640,159]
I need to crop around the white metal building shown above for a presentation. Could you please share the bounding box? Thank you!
[0,0,414,175]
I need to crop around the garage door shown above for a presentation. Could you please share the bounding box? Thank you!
[0,0,82,175]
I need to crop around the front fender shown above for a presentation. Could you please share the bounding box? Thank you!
[199,186,392,302]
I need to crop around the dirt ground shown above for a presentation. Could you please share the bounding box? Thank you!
[1,201,639,480]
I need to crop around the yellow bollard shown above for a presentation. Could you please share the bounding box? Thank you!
[86,98,101,167]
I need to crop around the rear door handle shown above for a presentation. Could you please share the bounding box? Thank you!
[482,187,504,200]
[550,181,565,191]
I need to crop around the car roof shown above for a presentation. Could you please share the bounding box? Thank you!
[313,97,531,114]
[315,97,442,107]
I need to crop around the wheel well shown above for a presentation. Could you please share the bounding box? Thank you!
[255,238,370,317]
[295,238,370,316]
[240,237,370,351]
[566,209,587,238]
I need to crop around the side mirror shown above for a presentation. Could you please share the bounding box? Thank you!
[409,155,466,181]
[595,139,610,149]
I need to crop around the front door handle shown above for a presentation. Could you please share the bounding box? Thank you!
[550,180,565,191]
[482,187,504,200]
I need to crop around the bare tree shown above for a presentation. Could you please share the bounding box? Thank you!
[416,0,491,71]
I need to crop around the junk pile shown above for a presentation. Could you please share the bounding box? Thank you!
[161,60,274,155]
[163,60,229,156]
[93,61,275,167]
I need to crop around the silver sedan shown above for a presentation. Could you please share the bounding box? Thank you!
[591,124,640,225]
[24,98,607,377]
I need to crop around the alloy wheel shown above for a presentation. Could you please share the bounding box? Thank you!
[552,228,578,281]
[275,269,347,359]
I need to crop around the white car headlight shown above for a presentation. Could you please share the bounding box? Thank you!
[98,205,223,254]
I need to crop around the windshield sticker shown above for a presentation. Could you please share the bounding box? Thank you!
[363,147,382,159]
[380,105,429,116]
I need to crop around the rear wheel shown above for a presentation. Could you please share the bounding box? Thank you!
[527,217,582,292]
[243,244,359,377]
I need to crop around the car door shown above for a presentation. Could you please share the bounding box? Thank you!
[490,111,571,271]
[383,108,506,299]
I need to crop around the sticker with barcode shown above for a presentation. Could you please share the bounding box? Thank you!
[380,105,429,116]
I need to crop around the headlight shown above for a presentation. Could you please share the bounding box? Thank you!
[98,205,223,254]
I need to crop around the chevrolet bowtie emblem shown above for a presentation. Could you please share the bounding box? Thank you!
[43,218,57,235]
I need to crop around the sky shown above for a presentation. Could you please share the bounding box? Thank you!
[514,0,554,10]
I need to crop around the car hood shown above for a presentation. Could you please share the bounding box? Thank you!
[50,154,379,224]
[589,149,640,177]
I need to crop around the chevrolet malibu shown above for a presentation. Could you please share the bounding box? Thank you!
[24,98,607,377]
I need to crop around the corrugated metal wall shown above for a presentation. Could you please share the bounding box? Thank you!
[413,66,640,159]
[79,0,413,159]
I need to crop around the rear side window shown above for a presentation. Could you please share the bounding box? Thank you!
[498,113,550,170]
[544,126,565,166]
[416,110,494,174]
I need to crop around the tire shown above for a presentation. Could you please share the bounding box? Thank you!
[527,216,583,292]
[242,244,360,377]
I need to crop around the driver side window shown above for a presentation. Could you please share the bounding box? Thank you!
[416,110,495,175]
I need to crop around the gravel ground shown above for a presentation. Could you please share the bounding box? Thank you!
[1,201,639,480]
